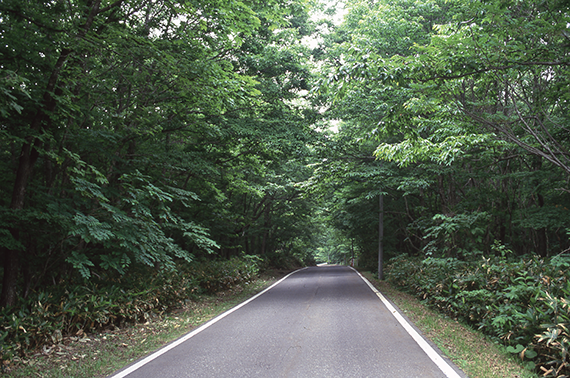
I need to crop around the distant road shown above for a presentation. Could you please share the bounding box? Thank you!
[109,266,466,378]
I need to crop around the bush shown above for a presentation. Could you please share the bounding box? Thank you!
[0,256,262,364]
[190,256,261,294]
[385,252,570,376]
[263,251,308,270]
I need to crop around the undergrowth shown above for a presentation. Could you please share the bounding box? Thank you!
[385,247,570,377]
[0,256,261,368]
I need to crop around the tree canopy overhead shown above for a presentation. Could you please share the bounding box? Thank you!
[314,0,570,267]
[2,0,570,321]
[0,0,322,307]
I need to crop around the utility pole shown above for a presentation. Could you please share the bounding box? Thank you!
[378,191,384,280]
[351,238,354,267]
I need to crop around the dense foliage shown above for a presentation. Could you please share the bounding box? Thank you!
[0,257,262,361]
[0,0,320,363]
[2,0,569,375]
[386,252,570,376]
[0,0,320,307]
[316,0,570,266]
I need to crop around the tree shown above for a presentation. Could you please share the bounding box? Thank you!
[1,0,132,307]
[319,0,570,261]
[0,0,321,308]
[362,0,570,172]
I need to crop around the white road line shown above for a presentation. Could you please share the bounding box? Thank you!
[108,268,307,378]
[352,268,463,378]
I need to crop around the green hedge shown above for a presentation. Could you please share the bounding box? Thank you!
[385,252,570,377]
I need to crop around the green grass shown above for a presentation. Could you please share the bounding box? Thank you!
[360,271,539,378]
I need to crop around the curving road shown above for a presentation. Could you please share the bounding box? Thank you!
[109,265,466,378]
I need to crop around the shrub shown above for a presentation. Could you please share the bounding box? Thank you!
[264,251,305,270]
[190,256,261,294]
[385,253,570,376]
[0,256,262,364]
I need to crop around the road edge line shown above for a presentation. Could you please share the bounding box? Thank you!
[351,268,463,378]
[107,267,308,378]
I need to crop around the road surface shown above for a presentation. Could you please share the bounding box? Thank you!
[109,265,466,378]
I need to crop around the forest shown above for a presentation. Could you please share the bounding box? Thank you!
[1,0,569,376]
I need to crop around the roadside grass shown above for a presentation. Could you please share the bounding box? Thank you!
[3,272,286,378]
[360,271,539,378]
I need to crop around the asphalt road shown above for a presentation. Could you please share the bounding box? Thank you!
[109,265,466,378]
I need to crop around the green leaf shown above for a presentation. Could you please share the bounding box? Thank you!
[66,251,95,279]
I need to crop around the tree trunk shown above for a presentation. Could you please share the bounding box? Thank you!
[0,247,19,308]
[260,203,272,255]
[0,0,104,307]
[537,193,548,257]
[1,135,42,307]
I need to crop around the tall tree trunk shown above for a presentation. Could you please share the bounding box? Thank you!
[537,193,548,257]
[260,203,272,255]
[1,106,52,307]
[0,0,104,308]
[1,138,41,307]
[0,248,19,308]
